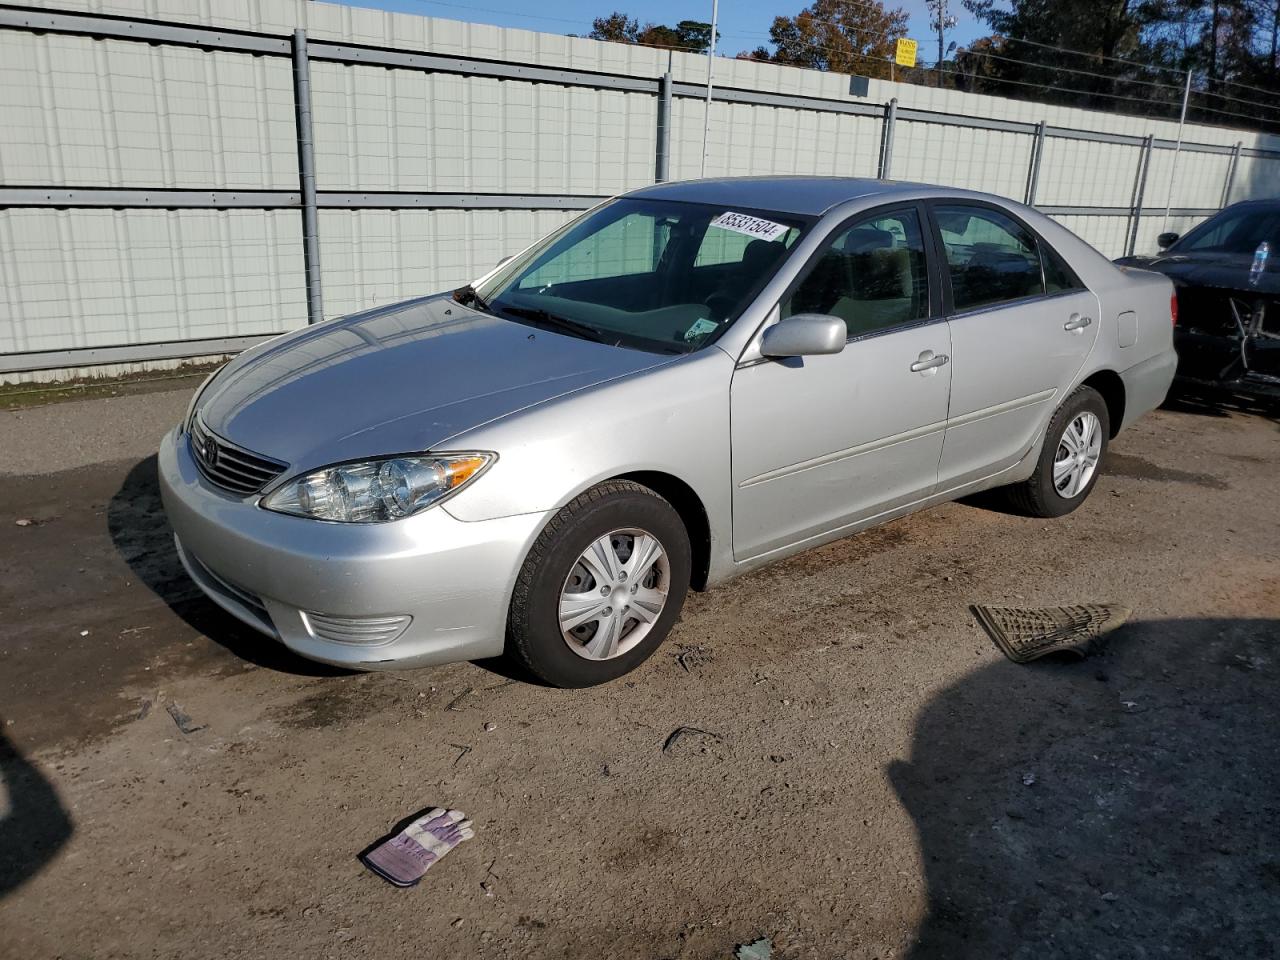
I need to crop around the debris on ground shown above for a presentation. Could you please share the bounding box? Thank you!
[970,603,1132,663]
[449,744,471,766]
[79,629,89,637]
[361,808,475,888]
[14,518,33,526]
[445,687,474,711]
[165,701,205,735]
[675,643,714,674]
[736,937,773,960]
[483,721,497,732]
[662,725,722,754]
[1022,771,1037,786]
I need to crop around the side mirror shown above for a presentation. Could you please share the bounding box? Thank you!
[1156,232,1179,250]
[760,314,847,358]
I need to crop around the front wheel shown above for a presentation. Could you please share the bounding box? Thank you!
[1003,385,1110,518]
[507,480,691,687]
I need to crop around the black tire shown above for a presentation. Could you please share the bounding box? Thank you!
[1004,385,1110,518]
[507,480,691,688]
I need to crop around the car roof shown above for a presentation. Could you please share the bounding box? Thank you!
[626,176,929,217]
[1222,198,1280,211]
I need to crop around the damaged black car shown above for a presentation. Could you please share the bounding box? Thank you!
[1117,199,1279,405]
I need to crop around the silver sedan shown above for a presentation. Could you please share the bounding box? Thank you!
[159,177,1177,686]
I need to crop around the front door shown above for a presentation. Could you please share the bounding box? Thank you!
[730,206,952,561]
[929,203,1100,488]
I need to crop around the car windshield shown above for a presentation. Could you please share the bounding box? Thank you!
[1176,206,1280,255]
[471,198,810,353]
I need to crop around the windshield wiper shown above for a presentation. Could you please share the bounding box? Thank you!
[453,283,491,312]
[494,304,609,344]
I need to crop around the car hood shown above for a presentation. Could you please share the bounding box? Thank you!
[1118,252,1280,296]
[198,295,675,469]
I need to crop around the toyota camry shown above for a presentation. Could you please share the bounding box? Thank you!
[160,177,1177,686]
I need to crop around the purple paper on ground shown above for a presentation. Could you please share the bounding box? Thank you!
[362,807,475,888]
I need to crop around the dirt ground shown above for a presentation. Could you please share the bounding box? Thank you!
[1,382,1277,960]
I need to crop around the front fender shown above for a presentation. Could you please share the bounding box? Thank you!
[440,348,734,529]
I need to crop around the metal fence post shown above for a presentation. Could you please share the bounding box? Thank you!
[877,98,897,179]
[655,71,672,183]
[1221,141,1242,208]
[1024,120,1045,206]
[291,29,323,326]
[1125,134,1154,257]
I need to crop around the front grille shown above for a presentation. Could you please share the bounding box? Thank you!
[176,539,278,640]
[195,557,269,616]
[190,418,287,496]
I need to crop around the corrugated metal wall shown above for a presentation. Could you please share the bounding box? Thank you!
[3,0,1280,381]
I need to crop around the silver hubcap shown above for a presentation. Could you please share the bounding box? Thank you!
[1054,411,1102,498]
[559,528,669,661]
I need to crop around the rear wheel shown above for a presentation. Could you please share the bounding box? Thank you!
[507,481,691,687]
[1004,385,1109,518]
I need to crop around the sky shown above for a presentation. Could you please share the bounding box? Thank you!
[332,0,989,66]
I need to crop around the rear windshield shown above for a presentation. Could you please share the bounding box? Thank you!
[473,198,811,354]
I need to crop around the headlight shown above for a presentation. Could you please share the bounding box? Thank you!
[261,453,494,523]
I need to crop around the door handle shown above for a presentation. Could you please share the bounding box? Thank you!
[1064,314,1093,332]
[910,351,950,373]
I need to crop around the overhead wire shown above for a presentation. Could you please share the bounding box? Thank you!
[373,0,1280,126]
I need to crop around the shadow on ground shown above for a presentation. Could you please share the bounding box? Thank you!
[893,617,1279,958]
[107,455,347,677]
[1161,389,1280,426]
[0,729,73,899]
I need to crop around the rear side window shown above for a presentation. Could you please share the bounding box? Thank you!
[782,208,930,339]
[935,204,1044,311]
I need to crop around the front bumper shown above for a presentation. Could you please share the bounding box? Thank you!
[158,427,551,670]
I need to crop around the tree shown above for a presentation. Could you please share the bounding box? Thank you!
[960,0,1280,130]
[588,12,639,44]
[588,13,717,53]
[763,0,910,78]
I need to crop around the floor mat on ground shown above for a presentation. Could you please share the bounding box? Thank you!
[970,603,1131,663]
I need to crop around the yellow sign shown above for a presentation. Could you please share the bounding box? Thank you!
[895,38,918,68]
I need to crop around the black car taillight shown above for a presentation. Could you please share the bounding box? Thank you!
[1170,292,1178,327]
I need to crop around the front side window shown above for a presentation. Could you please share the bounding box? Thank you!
[935,205,1044,311]
[782,208,930,339]
[475,198,809,354]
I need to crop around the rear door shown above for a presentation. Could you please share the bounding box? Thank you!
[929,202,1100,488]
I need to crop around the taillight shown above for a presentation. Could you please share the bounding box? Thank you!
[1170,292,1178,327]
